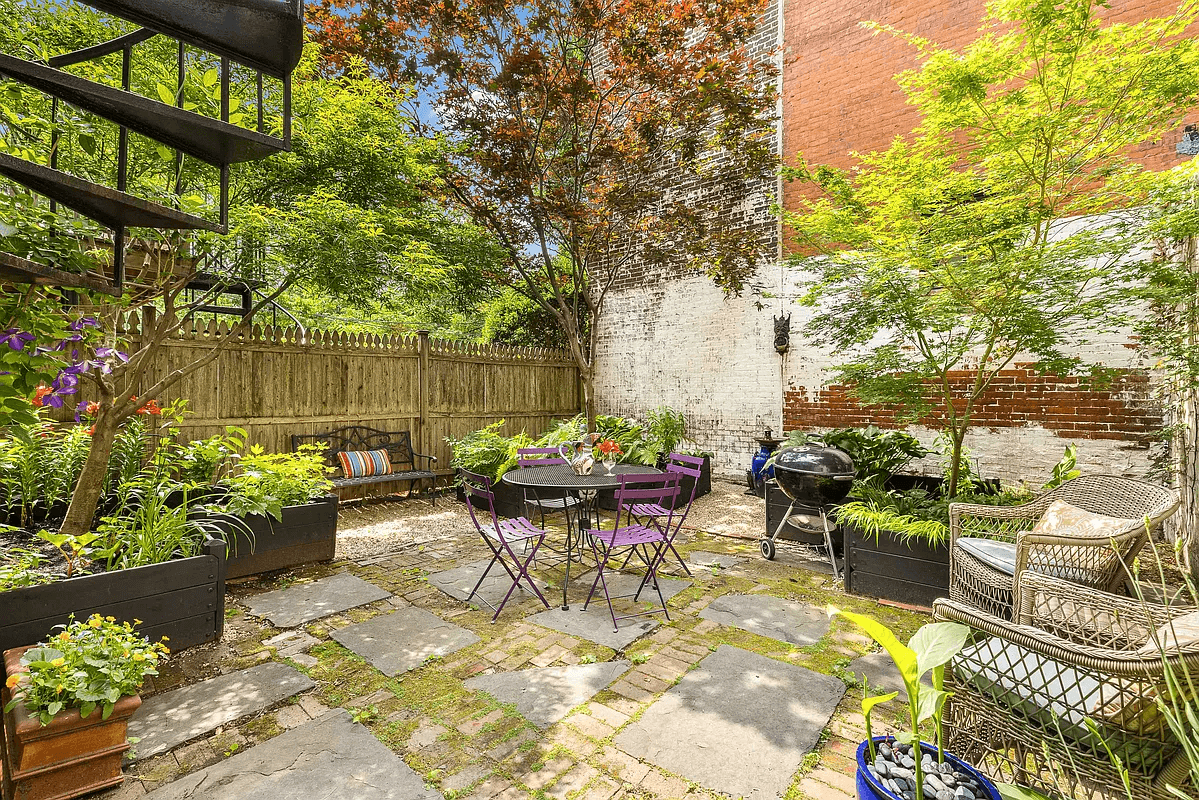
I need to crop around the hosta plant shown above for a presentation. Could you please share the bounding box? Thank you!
[3,614,168,725]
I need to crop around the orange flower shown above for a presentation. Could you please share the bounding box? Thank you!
[137,399,162,415]
[31,385,52,407]
[5,674,20,689]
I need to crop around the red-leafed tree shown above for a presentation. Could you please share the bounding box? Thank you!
[315,0,780,427]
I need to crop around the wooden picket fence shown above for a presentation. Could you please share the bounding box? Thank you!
[73,313,580,468]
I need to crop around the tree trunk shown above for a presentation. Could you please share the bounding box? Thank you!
[581,370,596,433]
[59,410,120,538]
[947,427,966,499]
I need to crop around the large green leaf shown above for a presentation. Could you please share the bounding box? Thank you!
[910,622,970,676]
[914,683,950,724]
[997,784,1053,800]
[829,606,919,681]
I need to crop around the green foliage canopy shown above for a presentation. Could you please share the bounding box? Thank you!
[783,0,1199,496]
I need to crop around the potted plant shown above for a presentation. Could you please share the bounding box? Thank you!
[205,444,338,579]
[829,606,1000,800]
[447,420,530,517]
[0,406,246,653]
[839,444,1075,608]
[2,615,168,800]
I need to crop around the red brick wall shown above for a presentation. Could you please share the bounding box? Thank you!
[780,0,1196,217]
[783,367,1161,443]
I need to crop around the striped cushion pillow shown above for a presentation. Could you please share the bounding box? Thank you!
[337,449,393,478]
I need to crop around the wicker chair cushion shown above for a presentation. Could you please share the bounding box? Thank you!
[957,638,1175,772]
[957,638,1098,743]
[957,537,1018,575]
[1137,610,1199,657]
[1032,498,1127,537]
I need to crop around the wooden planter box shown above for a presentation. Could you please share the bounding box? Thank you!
[842,523,951,609]
[205,496,339,579]
[0,540,225,655]
[2,646,140,800]
[458,478,527,519]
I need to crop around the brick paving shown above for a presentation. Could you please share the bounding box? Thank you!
[95,498,928,800]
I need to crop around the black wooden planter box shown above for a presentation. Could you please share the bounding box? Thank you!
[211,495,339,579]
[458,479,526,519]
[842,523,951,609]
[0,539,225,654]
[597,456,712,511]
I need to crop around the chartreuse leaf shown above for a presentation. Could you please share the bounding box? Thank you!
[910,622,970,676]
[829,606,919,681]
[862,690,898,718]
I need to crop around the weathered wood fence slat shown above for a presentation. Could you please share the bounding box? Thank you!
[57,317,581,467]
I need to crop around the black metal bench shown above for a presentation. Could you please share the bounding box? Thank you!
[291,426,438,503]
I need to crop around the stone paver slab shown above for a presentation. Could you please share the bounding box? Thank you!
[245,572,391,628]
[143,709,439,799]
[428,558,538,606]
[687,551,744,569]
[698,594,830,646]
[528,608,658,650]
[847,651,930,704]
[128,663,314,760]
[332,606,479,676]
[466,661,630,728]
[615,645,845,798]
[594,572,691,604]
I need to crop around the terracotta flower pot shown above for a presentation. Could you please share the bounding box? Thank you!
[2,646,141,800]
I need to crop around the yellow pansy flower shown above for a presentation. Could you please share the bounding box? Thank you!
[50,658,65,667]
[5,674,20,689]
[88,617,103,629]
[57,632,70,641]
[133,653,145,662]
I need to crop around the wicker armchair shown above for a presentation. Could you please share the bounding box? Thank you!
[949,475,1179,619]
[935,573,1199,800]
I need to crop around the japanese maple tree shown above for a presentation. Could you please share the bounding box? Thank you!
[342,0,780,427]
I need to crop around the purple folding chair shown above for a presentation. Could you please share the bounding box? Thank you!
[516,447,581,529]
[583,472,681,632]
[621,453,704,576]
[459,468,551,622]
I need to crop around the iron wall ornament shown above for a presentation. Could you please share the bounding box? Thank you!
[773,313,791,354]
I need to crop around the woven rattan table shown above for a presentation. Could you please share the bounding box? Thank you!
[503,463,661,609]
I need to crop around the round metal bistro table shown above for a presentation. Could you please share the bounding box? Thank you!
[502,463,662,609]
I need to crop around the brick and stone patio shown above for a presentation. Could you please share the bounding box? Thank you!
[96,481,926,800]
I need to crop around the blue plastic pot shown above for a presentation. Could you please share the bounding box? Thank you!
[855,738,1000,800]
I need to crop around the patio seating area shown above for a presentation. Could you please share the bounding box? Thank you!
[83,481,923,800]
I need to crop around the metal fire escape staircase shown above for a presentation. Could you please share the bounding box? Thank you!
[0,0,304,297]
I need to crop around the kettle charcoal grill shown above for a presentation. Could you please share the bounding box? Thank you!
[760,444,855,579]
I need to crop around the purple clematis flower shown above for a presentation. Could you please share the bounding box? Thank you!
[94,347,129,375]
[75,399,90,422]
[52,333,84,352]
[68,317,99,331]
[1,328,35,351]
[40,392,65,409]
[51,371,79,395]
